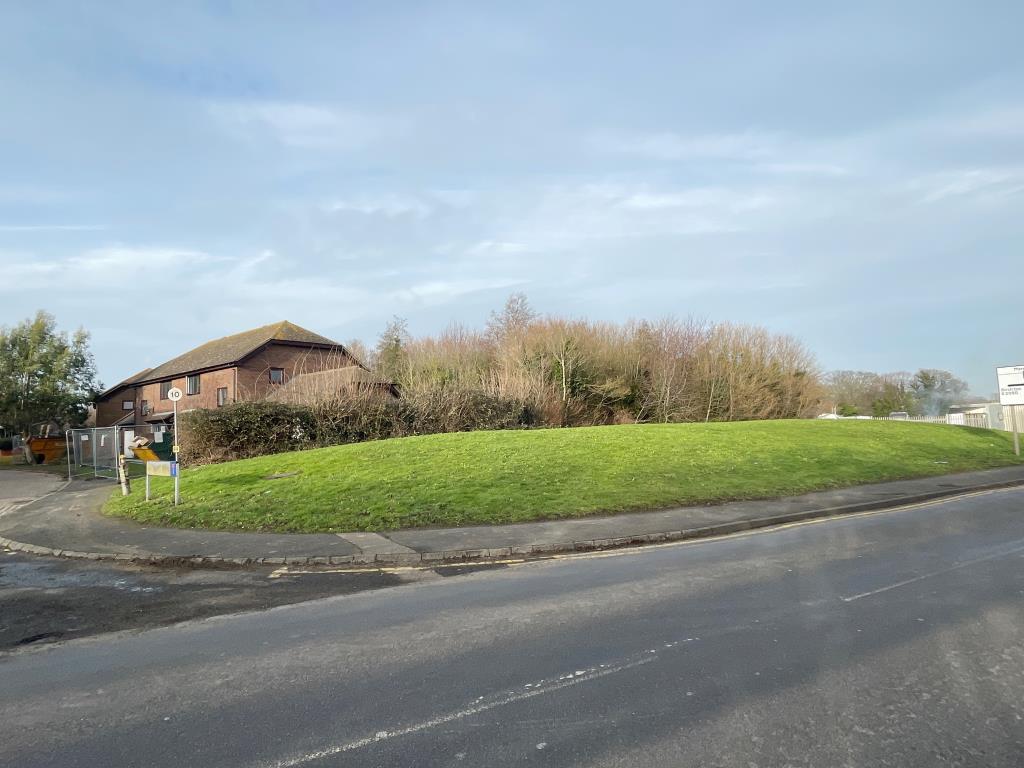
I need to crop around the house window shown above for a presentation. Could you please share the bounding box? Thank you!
[122,400,134,411]
[186,374,200,395]
[160,381,171,400]
[217,387,228,407]
[269,368,285,384]
[141,400,149,415]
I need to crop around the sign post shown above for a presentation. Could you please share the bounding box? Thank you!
[996,366,1024,456]
[166,387,183,504]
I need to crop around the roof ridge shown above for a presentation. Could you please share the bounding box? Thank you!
[98,321,343,397]
[269,320,293,339]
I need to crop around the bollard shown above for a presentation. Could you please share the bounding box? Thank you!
[118,454,131,496]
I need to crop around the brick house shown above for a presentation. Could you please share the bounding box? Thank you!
[94,321,361,427]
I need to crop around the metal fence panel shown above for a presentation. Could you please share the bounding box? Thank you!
[67,423,175,481]
[67,428,118,480]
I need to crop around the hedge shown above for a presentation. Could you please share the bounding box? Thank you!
[178,389,536,465]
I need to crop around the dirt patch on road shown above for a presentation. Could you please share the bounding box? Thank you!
[0,549,404,651]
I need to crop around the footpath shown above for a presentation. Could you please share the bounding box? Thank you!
[3,465,1024,567]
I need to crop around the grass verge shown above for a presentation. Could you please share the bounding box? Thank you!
[104,420,1024,533]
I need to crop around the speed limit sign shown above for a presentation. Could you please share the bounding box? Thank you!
[167,387,183,402]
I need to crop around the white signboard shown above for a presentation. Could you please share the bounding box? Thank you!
[146,460,178,477]
[997,365,1024,406]
[167,387,183,402]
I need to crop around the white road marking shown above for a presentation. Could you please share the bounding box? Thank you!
[841,540,1024,602]
[260,653,659,767]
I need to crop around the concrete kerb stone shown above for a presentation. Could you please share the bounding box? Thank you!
[375,552,421,565]
[3,476,1024,570]
[530,542,574,555]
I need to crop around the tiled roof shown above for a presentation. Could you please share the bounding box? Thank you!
[101,321,343,395]
[264,366,395,404]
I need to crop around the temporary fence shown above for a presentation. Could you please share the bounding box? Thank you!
[66,423,175,481]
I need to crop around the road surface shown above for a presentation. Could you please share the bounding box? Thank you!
[3,487,1024,767]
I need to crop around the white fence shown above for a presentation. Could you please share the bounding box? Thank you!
[821,414,992,428]
[871,414,989,428]
[871,415,948,424]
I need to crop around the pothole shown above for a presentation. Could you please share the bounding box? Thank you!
[16,631,63,646]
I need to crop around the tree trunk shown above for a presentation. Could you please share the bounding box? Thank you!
[705,379,716,423]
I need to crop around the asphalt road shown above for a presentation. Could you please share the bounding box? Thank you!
[3,488,1024,767]
[0,549,405,650]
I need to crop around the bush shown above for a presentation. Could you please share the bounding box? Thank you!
[179,388,536,465]
[179,401,315,465]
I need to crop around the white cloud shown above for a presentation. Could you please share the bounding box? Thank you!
[939,106,1024,138]
[587,130,855,179]
[392,277,527,305]
[68,246,215,274]
[0,224,105,231]
[617,188,776,212]
[497,182,784,248]
[755,162,850,177]
[429,189,478,208]
[0,253,60,292]
[2,246,216,294]
[323,195,433,219]
[0,185,72,205]
[588,130,783,161]
[912,168,1024,203]
[465,240,530,256]
[206,100,401,150]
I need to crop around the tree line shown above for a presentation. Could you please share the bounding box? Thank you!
[356,294,823,428]
[822,369,971,417]
[1,303,978,459]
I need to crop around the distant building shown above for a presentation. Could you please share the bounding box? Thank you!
[94,321,368,427]
[946,402,1005,430]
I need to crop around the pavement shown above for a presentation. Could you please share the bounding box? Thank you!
[4,485,1024,766]
[0,469,64,513]
[3,465,1024,566]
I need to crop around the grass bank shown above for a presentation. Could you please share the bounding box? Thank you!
[105,421,1023,533]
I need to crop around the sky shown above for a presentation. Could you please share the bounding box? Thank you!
[1,2,1022,395]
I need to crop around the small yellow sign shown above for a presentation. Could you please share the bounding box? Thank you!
[172,444,180,454]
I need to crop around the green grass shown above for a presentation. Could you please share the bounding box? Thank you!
[104,421,1024,533]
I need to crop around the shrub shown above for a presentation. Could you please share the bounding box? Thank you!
[179,388,536,465]
[178,401,315,465]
